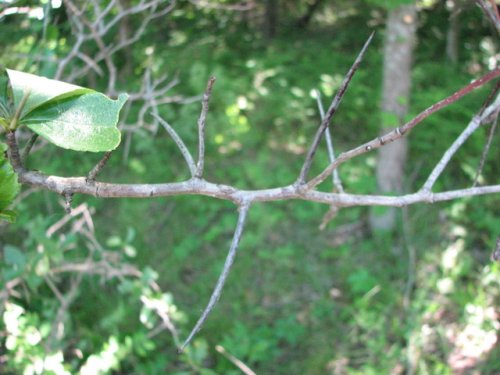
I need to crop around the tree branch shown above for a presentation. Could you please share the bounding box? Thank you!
[306,67,500,190]
[16,169,500,207]
[421,94,500,193]
[297,32,374,184]
[179,202,251,352]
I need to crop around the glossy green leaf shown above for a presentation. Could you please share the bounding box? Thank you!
[3,69,127,152]
[0,142,20,221]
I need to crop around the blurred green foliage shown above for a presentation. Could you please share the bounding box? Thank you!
[1,0,499,374]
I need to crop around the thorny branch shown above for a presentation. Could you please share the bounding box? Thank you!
[3,7,500,349]
[298,32,374,184]
[306,67,500,189]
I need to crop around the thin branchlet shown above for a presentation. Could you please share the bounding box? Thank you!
[306,67,500,190]
[6,131,23,171]
[421,94,500,193]
[9,91,30,131]
[298,32,374,184]
[87,151,113,182]
[314,89,344,193]
[196,76,216,178]
[153,113,197,177]
[21,133,39,164]
[473,115,498,187]
[179,202,251,352]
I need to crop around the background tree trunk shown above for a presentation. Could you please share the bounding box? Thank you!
[370,4,418,232]
[446,0,460,64]
[265,0,279,40]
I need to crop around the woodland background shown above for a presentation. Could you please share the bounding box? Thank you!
[0,0,499,374]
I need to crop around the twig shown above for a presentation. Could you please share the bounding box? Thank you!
[6,131,23,170]
[21,133,39,164]
[195,76,216,178]
[87,151,113,182]
[421,94,500,193]
[297,32,374,184]
[306,67,500,190]
[314,89,344,193]
[491,237,500,262]
[475,0,500,34]
[179,202,251,352]
[141,295,181,347]
[189,0,255,11]
[473,114,498,186]
[9,91,30,130]
[215,345,257,375]
[63,192,74,214]
[45,273,84,351]
[152,113,197,177]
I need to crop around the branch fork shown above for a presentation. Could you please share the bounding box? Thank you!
[6,34,500,351]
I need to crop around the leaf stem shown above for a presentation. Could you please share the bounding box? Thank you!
[9,91,30,131]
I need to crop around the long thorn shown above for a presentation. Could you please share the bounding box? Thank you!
[21,133,38,165]
[87,151,113,182]
[179,202,250,352]
[196,76,216,178]
[298,32,374,184]
[314,89,344,193]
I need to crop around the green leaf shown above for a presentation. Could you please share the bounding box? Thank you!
[0,68,13,128]
[0,142,20,221]
[4,69,128,152]
[6,69,91,117]
[23,93,127,152]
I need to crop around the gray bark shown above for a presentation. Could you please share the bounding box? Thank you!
[370,4,418,232]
